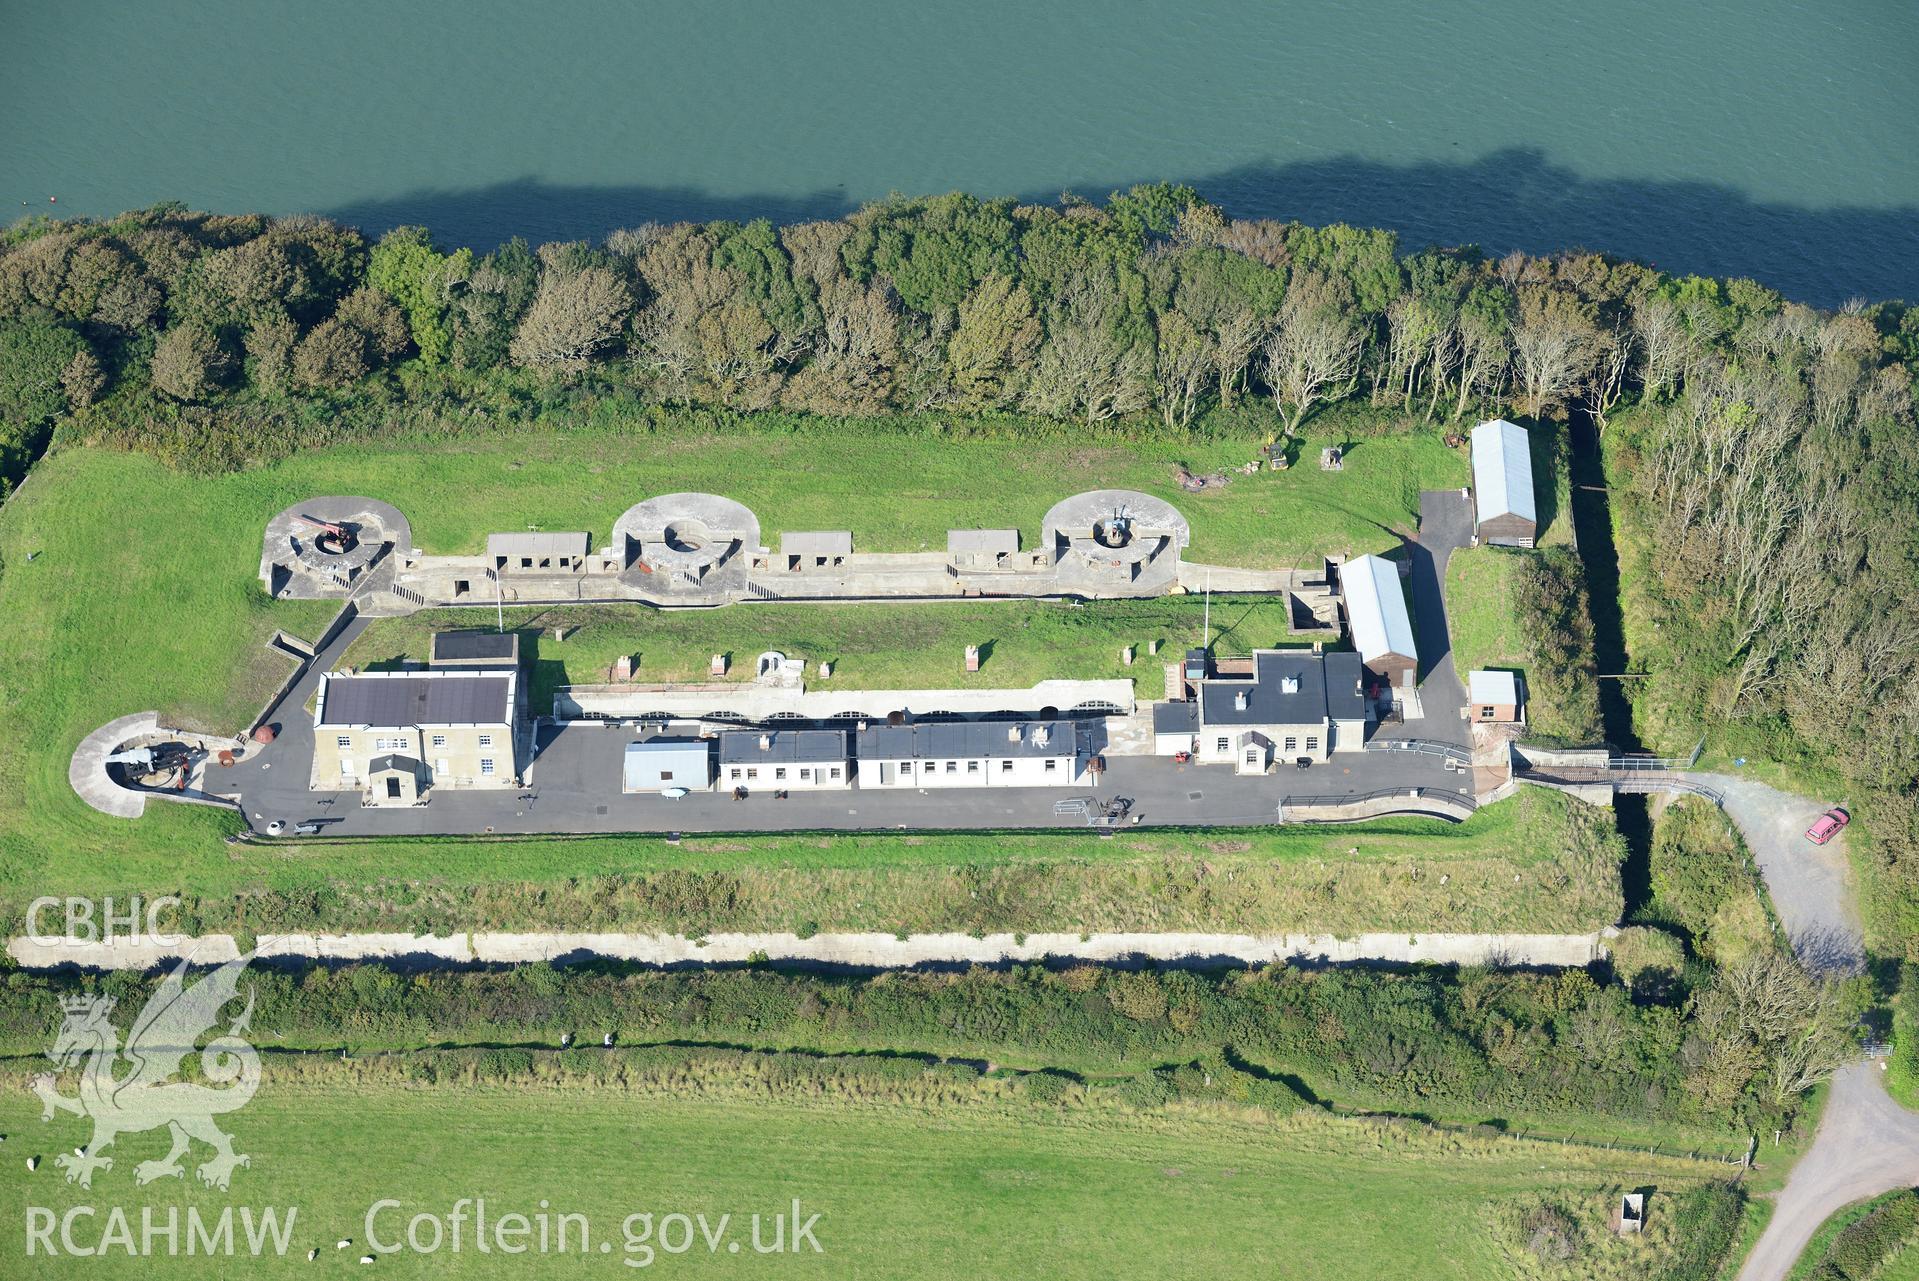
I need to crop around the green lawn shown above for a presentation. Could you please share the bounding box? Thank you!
[0,1081,1721,1280]
[1446,544,1531,678]
[0,421,1466,903]
[345,594,1301,713]
[1445,543,1592,741]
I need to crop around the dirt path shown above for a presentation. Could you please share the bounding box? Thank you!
[1680,773,1914,1281]
[1697,773,1865,972]
[1735,1062,1919,1281]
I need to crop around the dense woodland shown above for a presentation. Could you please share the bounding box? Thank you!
[2,188,1917,1077]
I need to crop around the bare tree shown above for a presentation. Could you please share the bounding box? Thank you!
[1023,272,1153,425]
[510,266,633,369]
[1585,322,1634,432]
[1211,307,1265,409]
[1631,295,1688,401]
[1384,294,1443,412]
[1452,309,1508,422]
[1509,287,1600,418]
[1152,308,1216,428]
[1261,271,1364,434]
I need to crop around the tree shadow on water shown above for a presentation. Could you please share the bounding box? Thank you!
[326,148,1919,305]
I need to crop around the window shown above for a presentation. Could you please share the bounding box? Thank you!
[1283,736,1297,751]
[1000,760,1013,772]
[538,557,551,569]
[454,580,470,596]
[431,735,446,748]
[1480,706,1496,719]
[375,736,407,752]
[729,768,742,780]
[775,767,787,780]
[1306,736,1319,752]
[966,761,980,774]
[1246,749,1260,766]
[480,759,495,776]
[746,768,758,780]
[659,770,674,781]
[945,761,958,774]
[799,768,812,780]
[1044,759,1058,772]
[336,736,351,749]
[900,761,913,773]
[477,734,493,748]
[829,766,842,779]
[1215,737,1229,753]
[520,557,532,569]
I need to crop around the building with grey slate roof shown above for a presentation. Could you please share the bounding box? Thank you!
[312,669,519,794]
[717,729,850,790]
[1153,650,1372,771]
[854,719,1079,789]
[428,629,521,668]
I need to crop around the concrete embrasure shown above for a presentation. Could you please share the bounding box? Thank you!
[67,711,160,818]
[259,497,413,596]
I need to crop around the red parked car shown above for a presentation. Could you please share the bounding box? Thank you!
[1805,807,1850,845]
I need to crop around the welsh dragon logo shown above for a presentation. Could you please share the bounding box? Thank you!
[32,954,261,1190]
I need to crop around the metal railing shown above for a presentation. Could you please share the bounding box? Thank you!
[1616,776,1724,804]
[1279,786,1478,822]
[1367,737,1472,763]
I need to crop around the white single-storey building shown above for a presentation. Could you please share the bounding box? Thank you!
[622,738,712,792]
[717,729,850,790]
[1468,669,1523,724]
[1470,419,1538,547]
[854,720,1079,788]
[1342,554,1418,687]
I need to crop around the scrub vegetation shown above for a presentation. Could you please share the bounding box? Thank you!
[0,956,1817,1145]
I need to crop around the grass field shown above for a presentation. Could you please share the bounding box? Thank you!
[0,422,1466,898]
[345,594,1302,712]
[0,1080,1725,1280]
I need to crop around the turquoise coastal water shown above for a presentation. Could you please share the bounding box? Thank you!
[3,0,1915,302]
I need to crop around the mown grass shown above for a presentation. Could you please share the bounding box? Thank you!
[0,423,1463,908]
[345,594,1302,713]
[0,1080,1723,1281]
